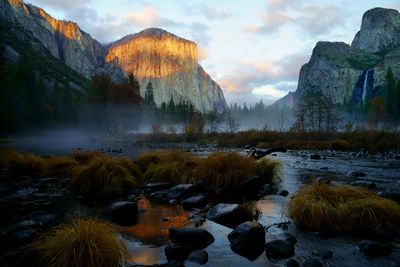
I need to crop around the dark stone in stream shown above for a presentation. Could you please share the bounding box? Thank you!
[169,227,214,250]
[348,171,366,177]
[285,259,300,267]
[279,233,297,244]
[181,195,207,210]
[167,184,194,200]
[104,201,138,226]
[351,181,376,189]
[144,182,173,193]
[279,190,289,196]
[265,240,295,259]
[188,250,208,265]
[206,203,242,227]
[379,190,400,203]
[238,176,263,196]
[359,240,392,257]
[303,258,323,267]
[228,221,265,260]
[165,242,191,262]
[8,229,38,247]
[309,154,321,160]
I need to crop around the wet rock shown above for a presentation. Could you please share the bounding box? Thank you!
[279,233,297,244]
[359,240,392,257]
[8,229,38,247]
[320,167,329,170]
[351,181,376,189]
[265,240,295,259]
[144,182,173,193]
[279,190,289,196]
[169,227,214,250]
[313,248,333,259]
[181,195,207,210]
[167,184,194,200]
[206,203,241,227]
[238,176,263,197]
[285,259,300,267]
[188,250,208,265]
[378,190,400,203]
[165,242,191,262]
[104,201,138,226]
[309,154,321,160]
[348,171,366,177]
[228,221,265,260]
[303,258,323,267]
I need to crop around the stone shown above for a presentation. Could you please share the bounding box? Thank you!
[378,190,400,203]
[303,258,324,267]
[104,201,138,226]
[279,190,289,196]
[279,233,297,245]
[309,154,321,160]
[169,227,214,250]
[143,182,173,193]
[167,184,194,200]
[164,242,191,262]
[265,240,295,259]
[359,240,392,257]
[228,221,265,260]
[8,229,38,247]
[347,171,366,177]
[206,203,241,227]
[285,259,300,267]
[238,176,263,197]
[351,181,376,189]
[188,250,208,265]
[181,195,207,210]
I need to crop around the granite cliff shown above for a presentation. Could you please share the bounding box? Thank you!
[272,7,400,109]
[1,0,226,112]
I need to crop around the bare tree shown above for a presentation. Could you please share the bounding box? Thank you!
[206,108,223,134]
[225,109,240,134]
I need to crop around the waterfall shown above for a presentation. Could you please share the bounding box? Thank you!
[362,70,369,102]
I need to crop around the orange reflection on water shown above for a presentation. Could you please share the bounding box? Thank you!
[119,197,191,244]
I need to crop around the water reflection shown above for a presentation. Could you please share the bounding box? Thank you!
[120,197,191,245]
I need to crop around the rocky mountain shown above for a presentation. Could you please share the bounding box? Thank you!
[271,7,400,109]
[106,28,226,112]
[1,0,226,112]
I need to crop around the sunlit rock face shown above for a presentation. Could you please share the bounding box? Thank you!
[106,28,226,112]
[5,0,123,79]
[272,7,400,109]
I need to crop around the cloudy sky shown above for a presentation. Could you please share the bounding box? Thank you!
[27,0,400,106]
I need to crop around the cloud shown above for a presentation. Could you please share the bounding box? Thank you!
[184,3,233,20]
[123,6,182,28]
[244,0,345,37]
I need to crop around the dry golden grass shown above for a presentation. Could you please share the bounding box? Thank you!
[136,150,194,170]
[1,150,46,178]
[195,152,254,189]
[287,182,400,234]
[253,158,282,184]
[43,156,79,177]
[68,150,104,165]
[31,218,128,267]
[71,157,138,200]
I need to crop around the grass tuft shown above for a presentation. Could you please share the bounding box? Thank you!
[31,218,128,267]
[287,182,400,234]
[71,157,138,200]
[44,156,79,177]
[253,158,282,184]
[195,152,254,189]
[1,150,46,178]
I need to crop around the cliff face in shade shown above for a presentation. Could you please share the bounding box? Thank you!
[106,28,226,112]
[2,1,226,113]
[271,7,400,109]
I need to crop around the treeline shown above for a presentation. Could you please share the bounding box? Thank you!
[0,52,81,133]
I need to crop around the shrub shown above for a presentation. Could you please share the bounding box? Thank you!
[31,218,128,267]
[195,152,254,188]
[144,162,187,184]
[329,140,352,151]
[253,158,281,185]
[287,182,400,234]
[71,157,138,201]
[1,150,46,178]
[43,156,79,177]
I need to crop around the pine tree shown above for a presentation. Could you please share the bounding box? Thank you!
[144,81,155,106]
[386,67,396,119]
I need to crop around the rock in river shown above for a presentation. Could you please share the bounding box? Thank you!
[104,201,138,226]
[359,240,392,257]
[167,184,194,200]
[206,203,242,228]
[169,227,214,250]
[265,239,295,259]
[228,221,265,259]
[188,250,208,265]
[181,195,207,210]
